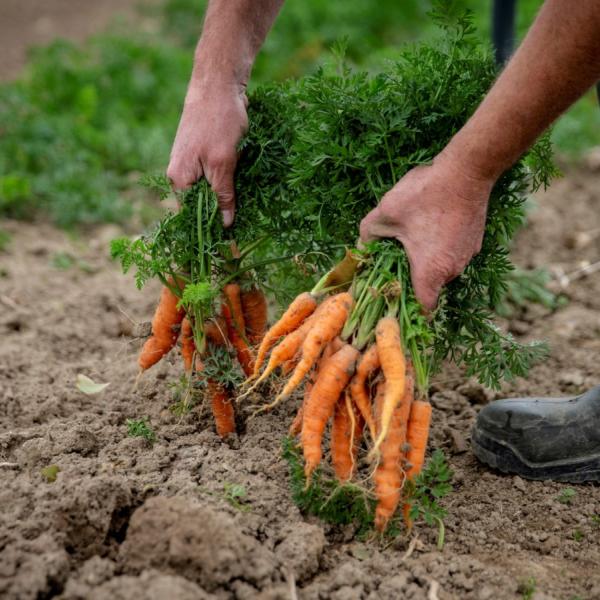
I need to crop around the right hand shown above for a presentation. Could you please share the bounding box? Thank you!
[167,80,249,227]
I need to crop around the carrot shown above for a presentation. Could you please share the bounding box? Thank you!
[208,378,236,438]
[276,292,353,402]
[331,389,363,483]
[349,344,379,441]
[289,404,304,437]
[252,292,318,378]
[241,286,268,345]
[301,343,359,479]
[402,399,433,528]
[205,317,228,347]
[253,316,314,386]
[330,336,345,353]
[289,335,333,436]
[369,317,406,458]
[139,283,185,371]
[180,317,195,372]
[222,283,254,377]
[374,373,414,532]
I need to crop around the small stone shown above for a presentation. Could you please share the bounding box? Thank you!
[512,476,527,493]
[559,370,584,387]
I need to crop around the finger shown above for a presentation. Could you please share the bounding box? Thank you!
[167,156,203,191]
[402,244,443,313]
[208,166,236,228]
[359,207,397,243]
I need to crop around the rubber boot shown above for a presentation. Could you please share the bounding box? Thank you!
[471,386,600,482]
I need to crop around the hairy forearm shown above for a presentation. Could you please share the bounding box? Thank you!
[447,0,600,179]
[191,0,284,90]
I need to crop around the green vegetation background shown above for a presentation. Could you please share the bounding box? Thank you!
[0,0,598,227]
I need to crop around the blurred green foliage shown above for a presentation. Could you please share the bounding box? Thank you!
[0,0,597,226]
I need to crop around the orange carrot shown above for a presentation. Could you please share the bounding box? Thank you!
[181,317,195,372]
[205,318,228,347]
[277,292,353,402]
[208,378,236,438]
[252,315,314,386]
[370,317,406,457]
[253,292,317,378]
[301,343,359,479]
[374,374,414,532]
[331,389,364,483]
[289,404,304,437]
[402,399,433,527]
[241,286,268,345]
[289,336,332,436]
[349,344,379,441]
[139,283,185,370]
[222,283,254,377]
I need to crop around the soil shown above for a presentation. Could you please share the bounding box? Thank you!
[1,168,600,600]
[0,0,148,80]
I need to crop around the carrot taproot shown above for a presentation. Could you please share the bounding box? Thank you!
[205,317,227,347]
[331,389,363,482]
[349,344,379,441]
[252,292,318,378]
[255,317,313,383]
[374,373,414,532]
[301,343,359,479]
[289,403,304,437]
[241,286,268,345]
[222,283,254,377]
[289,334,333,436]
[276,292,353,403]
[139,283,185,371]
[402,398,433,527]
[181,317,195,372]
[208,378,236,438]
[369,317,406,458]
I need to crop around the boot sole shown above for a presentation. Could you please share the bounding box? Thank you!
[471,427,600,483]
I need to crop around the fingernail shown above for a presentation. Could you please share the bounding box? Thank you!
[222,209,234,227]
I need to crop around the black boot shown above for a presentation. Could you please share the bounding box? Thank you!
[471,386,600,482]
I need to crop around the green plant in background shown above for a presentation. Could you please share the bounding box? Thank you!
[223,483,251,511]
[126,417,157,444]
[556,487,577,505]
[494,267,567,318]
[572,529,584,542]
[518,577,537,600]
[0,0,597,229]
[41,465,61,483]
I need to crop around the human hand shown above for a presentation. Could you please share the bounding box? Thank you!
[359,150,495,311]
[167,80,248,227]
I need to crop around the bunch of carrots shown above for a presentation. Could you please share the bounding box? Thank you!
[138,278,267,438]
[239,247,434,532]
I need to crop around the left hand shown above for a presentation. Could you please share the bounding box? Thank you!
[359,150,495,311]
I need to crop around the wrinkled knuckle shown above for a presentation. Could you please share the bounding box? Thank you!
[377,199,398,224]
[216,190,235,208]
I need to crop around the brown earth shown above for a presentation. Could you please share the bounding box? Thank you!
[1,169,600,600]
[0,0,150,80]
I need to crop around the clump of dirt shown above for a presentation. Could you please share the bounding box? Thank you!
[1,168,600,599]
[120,496,281,594]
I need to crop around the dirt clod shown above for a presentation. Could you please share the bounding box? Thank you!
[120,496,278,593]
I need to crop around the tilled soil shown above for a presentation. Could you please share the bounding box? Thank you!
[1,169,600,600]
